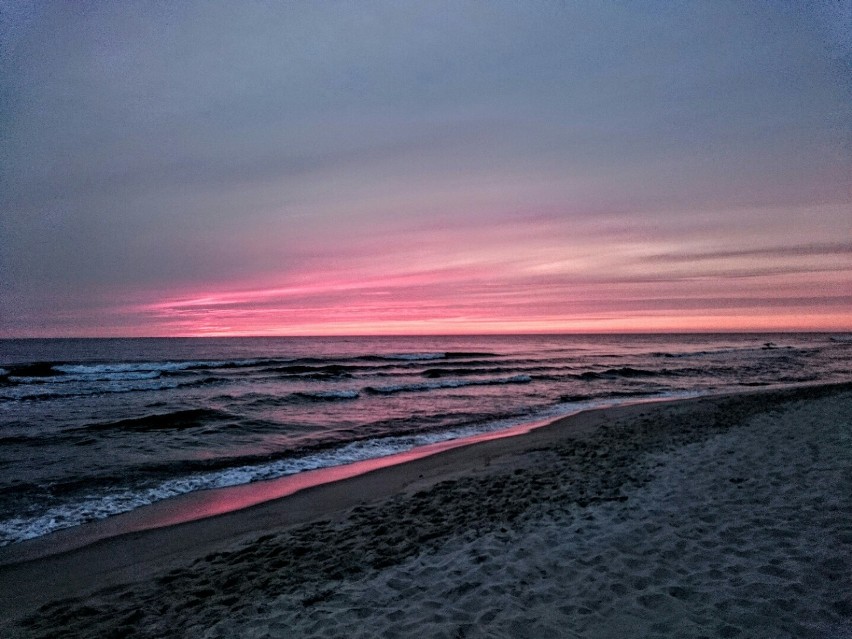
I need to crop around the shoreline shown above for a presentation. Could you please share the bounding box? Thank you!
[0,392,703,566]
[1,381,850,637]
[0,383,820,564]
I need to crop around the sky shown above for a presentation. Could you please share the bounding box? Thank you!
[1,1,850,336]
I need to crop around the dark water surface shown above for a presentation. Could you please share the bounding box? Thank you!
[1,333,849,545]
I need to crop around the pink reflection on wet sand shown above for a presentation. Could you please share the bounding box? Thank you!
[0,414,564,565]
[133,414,560,529]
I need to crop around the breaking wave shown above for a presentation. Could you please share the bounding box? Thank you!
[365,374,532,395]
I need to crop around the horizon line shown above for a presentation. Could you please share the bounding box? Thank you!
[2,329,850,340]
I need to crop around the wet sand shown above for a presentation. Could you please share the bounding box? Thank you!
[1,383,850,638]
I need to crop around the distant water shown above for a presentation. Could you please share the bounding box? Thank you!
[1,333,849,545]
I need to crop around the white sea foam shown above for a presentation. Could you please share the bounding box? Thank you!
[12,371,163,384]
[383,353,447,361]
[54,361,234,375]
[0,377,207,401]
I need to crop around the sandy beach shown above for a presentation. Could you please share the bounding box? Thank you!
[1,383,850,638]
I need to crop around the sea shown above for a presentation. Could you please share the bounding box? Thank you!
[0,333,849,546]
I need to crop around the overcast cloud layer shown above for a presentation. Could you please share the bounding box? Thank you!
[1,1,850,335]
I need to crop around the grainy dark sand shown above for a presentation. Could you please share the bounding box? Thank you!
[1,383,850,638]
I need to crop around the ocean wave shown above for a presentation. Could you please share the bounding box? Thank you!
[9,358,280,378]
[649,344,798,359]
[577,367,660,380]
[1,362,62,377]
[363,351,499,362]
[652,348,730,359]
[0,434,47,446]
[9,353,506,384]
[0,431,98,448]
[421,367,498,378]
[267,364,354,378]
[420,364,567,378]
[365,374,532,395]
[0,375,225,402]
[80,408,233,433]
[10,371,164,385]
[0,359,264,384]
[54,360,254,375]
[441,351,499,359]
[292,390,360,401]
[378,353,446,361]
[226,389,361,408]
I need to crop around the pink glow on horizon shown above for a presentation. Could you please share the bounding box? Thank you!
[78,253,850,337]
[93,223,847,336]
[4,205,848,338]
